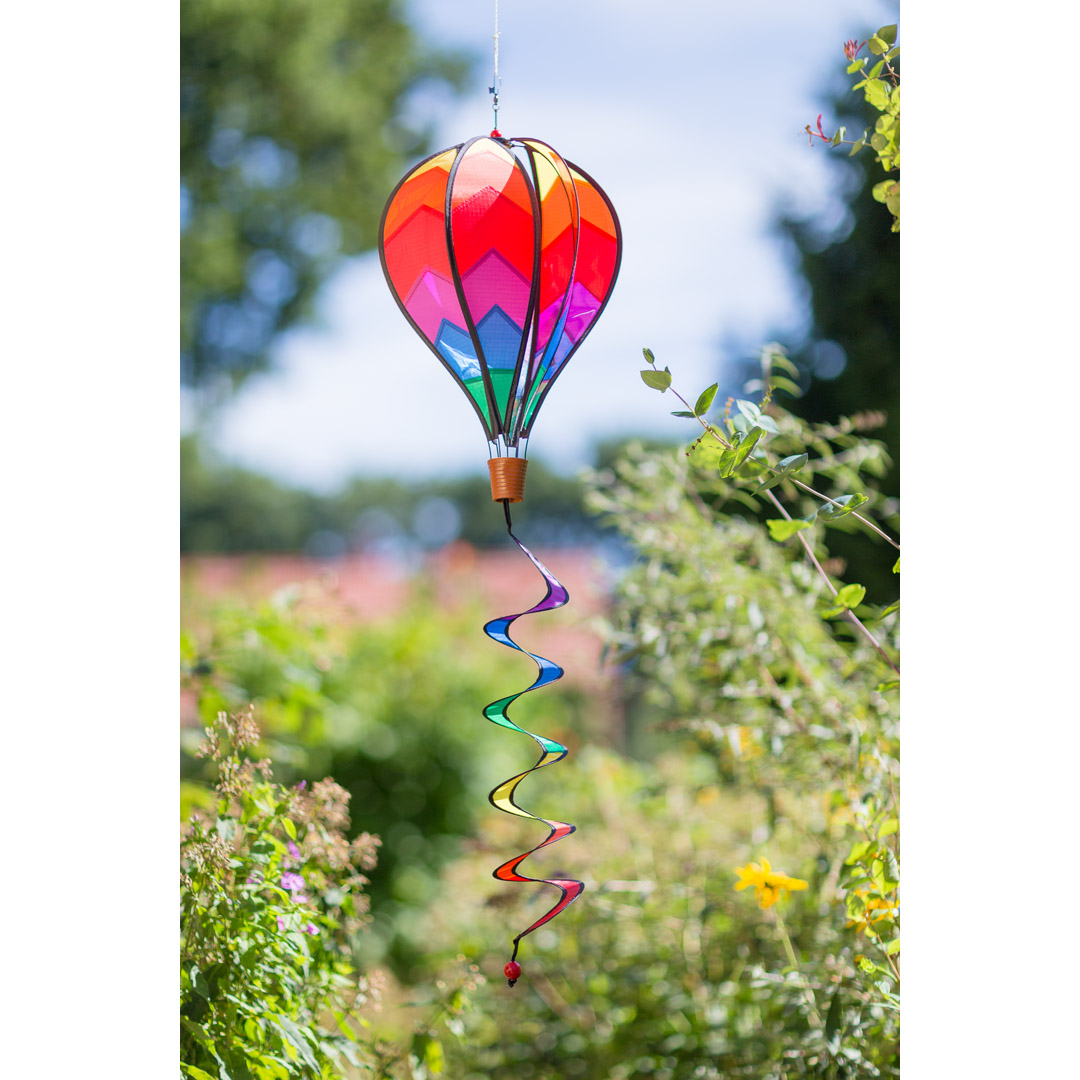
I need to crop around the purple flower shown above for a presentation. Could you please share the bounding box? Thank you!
[295,780,307,791]
[280,871,306,893]
[276,915,287,931]
[286,840,302,861]
[304,922,318,935]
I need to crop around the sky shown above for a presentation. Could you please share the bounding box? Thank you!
[198,0,893,492]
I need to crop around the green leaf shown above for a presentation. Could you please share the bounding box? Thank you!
[190,965,211,1000]
[846,892,867,917]
[834,583,866,608]
[846,60,865,74]
[886,937,901,955]
[845,840,872,865]
[735,399,761,422]
[822,582,867,619]
[875,678,900,692]
[877,817,899,839]
[729,427,764,474]
[867,35,888,55]
[763,346,800,378]
[868,60,885,79]
[878,599,899,618]
[641,368,671,392]
[281,817,296,840]
[670,410,696,418]
[424,1036,445,1074]
[870,859,886,890]
[754,473,787,494]
[753,448,806,494]
[766,519,811,542]
[777,453,808,474]
[818,492,868,520]
[769,375,803,397]
[865,79,889,109]
[753,414,779,434]
[877,23,898,45]
[182,1067,218,1080]
[642,347,655,365]
[277,1019,318,1072]
[687,433,728,468]
[885,847,900,884]
[716,448,739,478]
[831,127,844,147]
[181,1018,216,1051]
[848,138,865,157]
[825,981,843,1042]
[694,382,719,415]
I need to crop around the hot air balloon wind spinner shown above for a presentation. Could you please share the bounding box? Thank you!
[377,17,622,988]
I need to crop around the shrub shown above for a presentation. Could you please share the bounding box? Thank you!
[180,707,384,1079]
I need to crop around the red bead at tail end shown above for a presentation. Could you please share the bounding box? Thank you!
[504,960,521,987]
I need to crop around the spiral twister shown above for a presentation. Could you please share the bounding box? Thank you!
[483,502,584,985]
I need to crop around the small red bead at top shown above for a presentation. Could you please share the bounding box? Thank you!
[490,128,502,138]
[504,960,521,981]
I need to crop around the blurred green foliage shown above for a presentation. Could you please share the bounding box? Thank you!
[180,433,605,552]
[181,0,469,389]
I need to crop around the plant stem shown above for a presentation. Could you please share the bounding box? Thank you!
[765,490,900,676]
[669,388,732,450]
[866,920,901,983]
[666,374,900,673]
[675,386,899,550]
[789,477,899,550]
[773,906,823,1028]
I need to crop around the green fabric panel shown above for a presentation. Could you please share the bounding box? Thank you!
[490,370,515,429]
[463,377,491,427]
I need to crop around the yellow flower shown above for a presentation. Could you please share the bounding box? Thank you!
[845,888,899,933]
[733,858,809,909]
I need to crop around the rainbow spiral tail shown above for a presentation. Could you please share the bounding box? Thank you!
[483,501,584,987]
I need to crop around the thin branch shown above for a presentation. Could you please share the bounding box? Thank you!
[766,491,899,677]
[789,477,899,550]
[673,387,898,550]
[773,906,824,1028]
[663,373,900,674]
[865,919,901,983]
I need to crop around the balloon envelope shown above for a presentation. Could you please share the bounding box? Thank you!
[378,136,622,448]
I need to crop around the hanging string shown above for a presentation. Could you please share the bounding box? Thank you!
[489,0,501,136]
